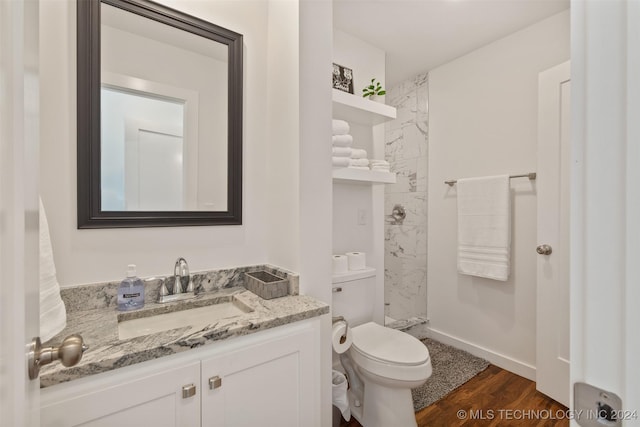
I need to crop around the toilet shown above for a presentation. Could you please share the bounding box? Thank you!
[332,272,432,427]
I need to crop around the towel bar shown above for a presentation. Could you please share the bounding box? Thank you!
[444,172,536,186]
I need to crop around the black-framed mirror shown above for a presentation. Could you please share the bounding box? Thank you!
[77,0,243,228]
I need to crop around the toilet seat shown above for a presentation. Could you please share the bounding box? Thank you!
[351,322,430,365]
[349,322,431,382]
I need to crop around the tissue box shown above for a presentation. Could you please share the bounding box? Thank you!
[244,271,289,299]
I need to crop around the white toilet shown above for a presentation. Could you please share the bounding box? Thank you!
[332,271,432,427]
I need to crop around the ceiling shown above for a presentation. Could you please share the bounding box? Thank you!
[333,0,569,86]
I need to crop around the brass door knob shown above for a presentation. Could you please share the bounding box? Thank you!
[536,244,553,255]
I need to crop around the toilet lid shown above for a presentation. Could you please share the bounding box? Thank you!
[351,322,430,366]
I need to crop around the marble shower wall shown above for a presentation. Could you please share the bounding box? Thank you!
[384,72,428,320]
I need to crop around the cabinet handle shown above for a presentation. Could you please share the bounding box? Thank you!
[209,376,222,390]
[182,384,196,398]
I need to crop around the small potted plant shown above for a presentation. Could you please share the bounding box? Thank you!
[362,78,386,101]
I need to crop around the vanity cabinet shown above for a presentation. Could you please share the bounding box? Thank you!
[40,361,201,427]
[41,318,321,427]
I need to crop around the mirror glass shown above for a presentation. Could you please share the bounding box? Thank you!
[100,3,228,212]
[77,0,243,228]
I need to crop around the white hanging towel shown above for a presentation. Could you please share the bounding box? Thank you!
[39,198,67,342]
[456,175,511,281]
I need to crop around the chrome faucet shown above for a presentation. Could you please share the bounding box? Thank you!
[158,257,195,303]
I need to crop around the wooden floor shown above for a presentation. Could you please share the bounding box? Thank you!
[340,365,569,427]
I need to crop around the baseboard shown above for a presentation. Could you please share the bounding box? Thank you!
[426,327,536,381]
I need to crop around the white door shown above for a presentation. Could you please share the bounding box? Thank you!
[536,61,570,407]
[571,0,640,420]
[124,119,185,211]
[0,0,41,425]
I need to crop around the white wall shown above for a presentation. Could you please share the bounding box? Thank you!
[39,0,271,286]
[265,0,300,273]
[333,29,385,103]
[300,1,334,425]
[427,11,569,378]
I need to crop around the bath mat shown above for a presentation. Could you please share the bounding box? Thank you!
[412,338,489,411]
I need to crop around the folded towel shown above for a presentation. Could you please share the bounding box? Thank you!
[349,158,369,167]
[348,166,370,170]
[332,157,350,167]
[332,119,350,135]
[39,198,67,342]
[457,175,511,281]
[370,159,390,166]
[332,134,353,147]
[332,147,352,157]
[350,148,368,159]
[371,166,390,172]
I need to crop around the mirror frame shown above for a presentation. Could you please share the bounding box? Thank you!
[77,0,243,228]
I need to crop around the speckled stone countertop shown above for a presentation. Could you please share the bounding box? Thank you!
[40,275,328,388]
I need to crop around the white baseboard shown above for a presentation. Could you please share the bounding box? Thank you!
[426,327,536,382]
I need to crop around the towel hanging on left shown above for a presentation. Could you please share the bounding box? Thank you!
[39,198,67,342]
[456,175,511,281]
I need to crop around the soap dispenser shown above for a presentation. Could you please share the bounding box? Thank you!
[117,264,145,311]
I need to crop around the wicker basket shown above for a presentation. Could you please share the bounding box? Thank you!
[244,271,288,299]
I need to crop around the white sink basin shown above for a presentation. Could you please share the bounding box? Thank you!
[118,299,253,340]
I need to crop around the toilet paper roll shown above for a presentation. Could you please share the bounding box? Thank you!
[332,255,349,275]
[332,321,353,354]
[346,252,366,271]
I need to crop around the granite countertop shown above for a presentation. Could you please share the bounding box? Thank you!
[40,287,329,388]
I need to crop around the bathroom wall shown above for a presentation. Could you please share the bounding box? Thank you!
[39,0,271,285]
[38,1,303,288]
[383,73,429,321]
[266,0,300,274]
[427,11,569,379]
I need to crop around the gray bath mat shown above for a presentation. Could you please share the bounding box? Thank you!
[412,337,489,411]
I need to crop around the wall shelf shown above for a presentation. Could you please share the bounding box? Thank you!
[332,267,376,284]
[332,167,396,184]
[332,89,397,126]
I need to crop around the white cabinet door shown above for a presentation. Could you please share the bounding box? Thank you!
[41,362,200,427]
[201,325,318,427]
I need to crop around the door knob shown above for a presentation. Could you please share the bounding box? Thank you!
[28,334,88,380]
[536,244,552,255]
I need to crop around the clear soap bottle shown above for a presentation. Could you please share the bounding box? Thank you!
[117,264,145,311]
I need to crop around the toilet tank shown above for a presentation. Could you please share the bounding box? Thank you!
[332,269,376,327]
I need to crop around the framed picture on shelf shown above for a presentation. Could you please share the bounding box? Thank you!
[332,63,354,94]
